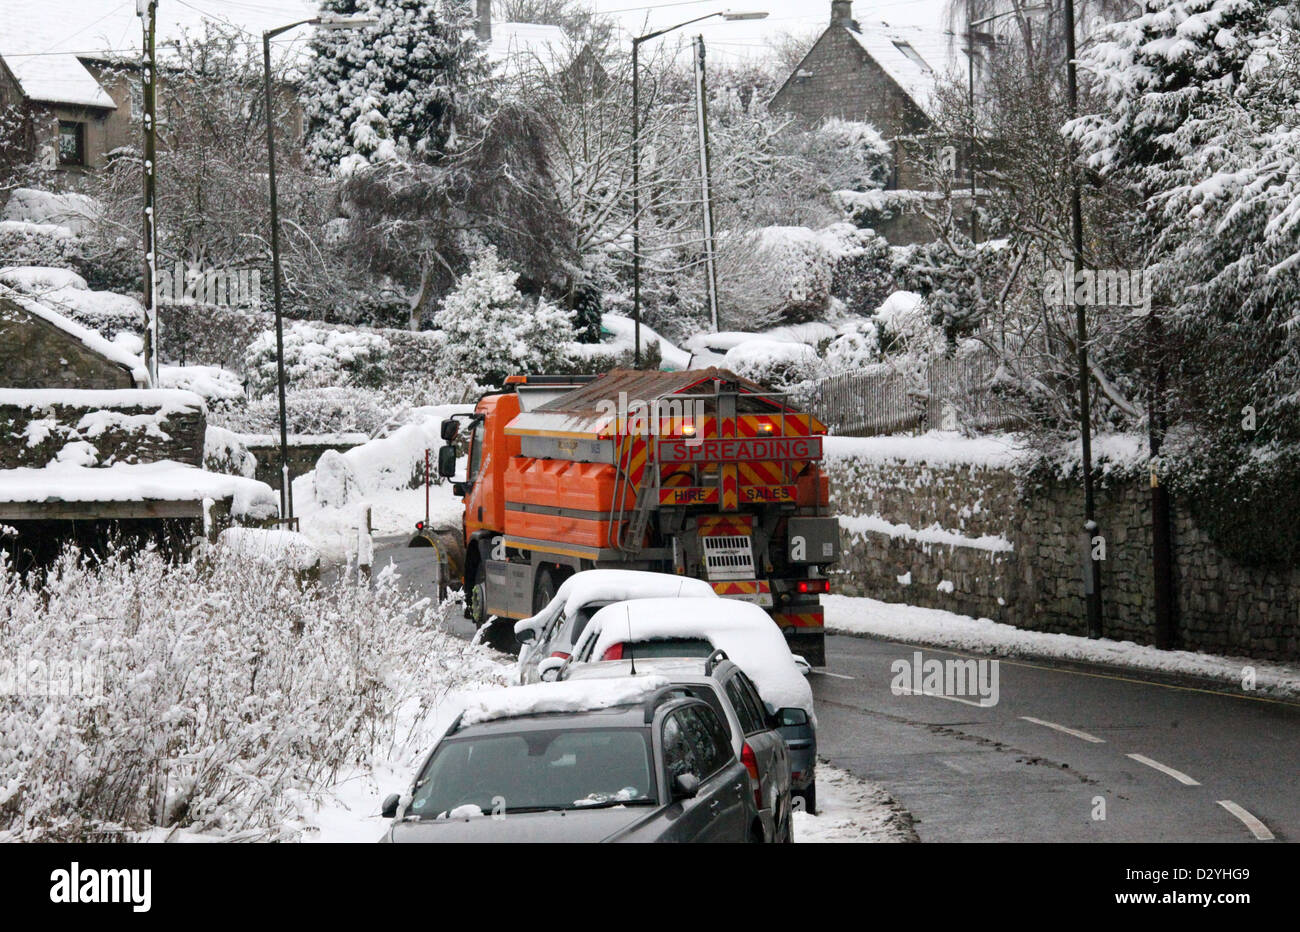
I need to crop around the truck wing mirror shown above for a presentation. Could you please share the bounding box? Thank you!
[440,419,460,443]
[437,444,457,479]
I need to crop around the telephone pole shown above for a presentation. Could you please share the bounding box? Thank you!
[692,35,720,333]
[138,0,160,385]
[1064,0,1104,638]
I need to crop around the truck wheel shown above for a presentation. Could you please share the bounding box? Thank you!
[468,563,488,628]
[799,780,817,816]
[533,568,558,614]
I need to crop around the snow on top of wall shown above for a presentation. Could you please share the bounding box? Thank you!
[0,461,277,519]
[2,288,150,386]
[0,387,200,412]
[458,676,672,728]
[824,431,1025,469]
[159,365,244,403]
[845,22,968,120]
[839,513,1014,553]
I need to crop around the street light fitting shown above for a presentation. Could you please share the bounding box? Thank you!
[315,15,379,30]
[722,11,769,20]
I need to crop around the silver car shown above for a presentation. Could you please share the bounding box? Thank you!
[563,651,795,842]
[379,684,761,842]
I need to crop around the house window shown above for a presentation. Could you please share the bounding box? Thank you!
[58,121,85,166]
[892,41,933,74]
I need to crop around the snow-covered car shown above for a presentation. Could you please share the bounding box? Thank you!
[378,677,761,842]
[564,652,795,841]
[563,597,820,809]
[513,569,717,684]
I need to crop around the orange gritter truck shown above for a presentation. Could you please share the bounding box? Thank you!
[432,368,841,665]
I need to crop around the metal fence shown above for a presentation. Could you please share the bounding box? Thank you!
[799,353,1023,437]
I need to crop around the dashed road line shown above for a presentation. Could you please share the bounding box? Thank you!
[1019,715,1105,743]
[893,686,993,708]
[1126,753,1201,786]
[1215,800,1275,840]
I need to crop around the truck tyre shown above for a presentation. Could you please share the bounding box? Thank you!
[799,781,817,816]
[533,568,559,614]
[468,562,488,628]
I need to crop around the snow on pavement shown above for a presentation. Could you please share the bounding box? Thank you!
[824,594,1300,700]
[793,764,915,843]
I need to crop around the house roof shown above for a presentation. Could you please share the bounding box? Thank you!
[777,18,968,123]
[0,0,316,107]
[846,22,968,120]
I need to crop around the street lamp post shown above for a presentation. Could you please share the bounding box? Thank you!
[262,15,374,522]
[630,10,767,368]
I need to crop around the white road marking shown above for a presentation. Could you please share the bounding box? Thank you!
[1216,800,1275,841]
[1020,716,1105,743]
[1126,753,1201,785]
[817,671,855,680]
[893,686,993,708]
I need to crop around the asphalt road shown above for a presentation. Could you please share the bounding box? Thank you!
[369,538,1298,842]
[812,634,1299,842]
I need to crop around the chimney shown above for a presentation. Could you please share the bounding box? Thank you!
[476,0,491,42]
[831,1,858,30]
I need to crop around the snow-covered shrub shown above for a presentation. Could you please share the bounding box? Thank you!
[436,248,574,385]
[217,527,320,573]
[719,223,874,329]
[243,322,392,395]
[204,425,257,478]
[823,318,883,374]
[0,221,79,271]
[723,339,821,390]
[207,381,472,437]
[0,545,504,841]
[872,290,945,356]
[161,365,244,403]
[313,449,364,508]
[805,118,891,193]
[2,188,101,234]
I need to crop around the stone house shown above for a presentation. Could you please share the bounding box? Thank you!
[770,1,972,244]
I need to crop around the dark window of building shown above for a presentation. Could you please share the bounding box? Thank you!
[58,121,85,166]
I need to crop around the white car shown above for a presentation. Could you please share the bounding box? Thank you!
[563,596,820,808]
[513,570,717,684]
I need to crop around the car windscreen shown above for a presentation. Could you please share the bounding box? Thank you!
[408,727,656,818]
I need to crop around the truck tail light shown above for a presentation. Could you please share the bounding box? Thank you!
[741,742,763,809]
[600,643,624,661]
[796,579,830,594]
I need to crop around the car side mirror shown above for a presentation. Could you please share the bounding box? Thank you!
[776,707,808,727]
[537,656,566,681]
[672,772,701,800]
[440,419,460,443]
[791,654,811,675]
[452,481,469,497]
[381,793,401,819]
[437,444,458,479]
[516,626,536,645]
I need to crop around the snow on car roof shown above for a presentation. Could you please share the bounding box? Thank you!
[458,676,672,728]
[515,569,716,636]
[581,598,815,718]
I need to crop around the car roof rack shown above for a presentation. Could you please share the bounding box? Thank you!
[643,684,696,723]
[704,648,730,677]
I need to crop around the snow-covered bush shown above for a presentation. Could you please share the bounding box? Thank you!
[823,318,883,374]
[207,381,473,437]
[203,426,257,479]
[2,188,101,234]
[0,545,504,841]
[723,339,821,390]
[719,223,874,329]
[243,322,391,395]
[161,365,244,403]
[805,118,891,194]
[872,290,945,356]
[436,248,574,385]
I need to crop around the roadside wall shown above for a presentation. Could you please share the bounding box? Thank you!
[825,435,1300,661]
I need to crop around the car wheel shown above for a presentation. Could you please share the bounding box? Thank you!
[800,780,817,816]
[781,799,795,843]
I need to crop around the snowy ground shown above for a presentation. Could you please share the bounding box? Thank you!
[824,594,1300,701]
[793,764,915,843]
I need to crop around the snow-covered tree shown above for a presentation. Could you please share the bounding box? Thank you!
[436,248,574,385]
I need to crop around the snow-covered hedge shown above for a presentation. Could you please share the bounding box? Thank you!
[722,339,821,390]
[0,545,504,841]
[244,322,392,395]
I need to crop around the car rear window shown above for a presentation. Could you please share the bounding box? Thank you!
[409,728,656,817]
[606,638,713,660]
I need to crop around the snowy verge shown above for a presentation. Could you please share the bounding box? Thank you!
[793,763,916,843]
[824,594,1300,700]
